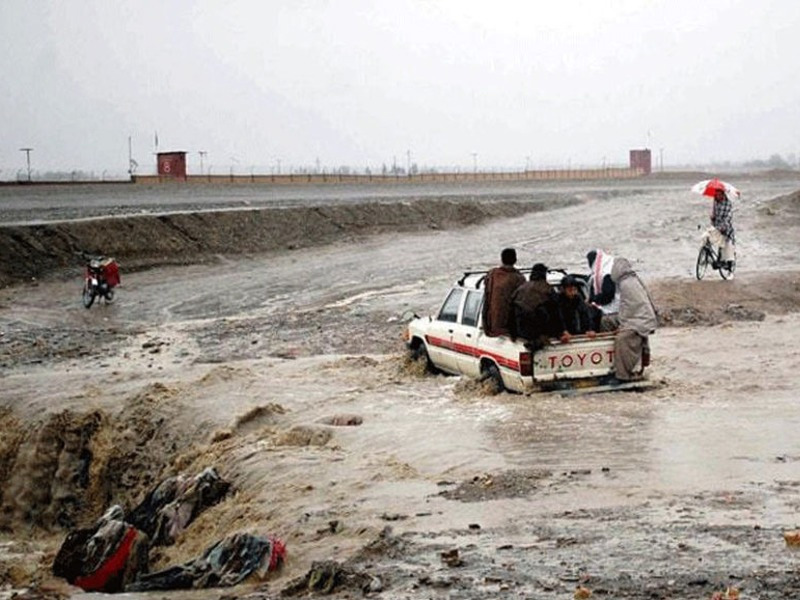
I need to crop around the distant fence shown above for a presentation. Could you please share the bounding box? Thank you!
[132,167,645,185]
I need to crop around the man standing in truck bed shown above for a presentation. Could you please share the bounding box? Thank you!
[610,257,658,381]
[482,248,525,338]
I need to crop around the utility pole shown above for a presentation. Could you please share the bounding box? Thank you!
[406,149,411,176]
[19,148,33,182]
[659,148,664,172]
[199,151,207,176]
[471,152,477,174]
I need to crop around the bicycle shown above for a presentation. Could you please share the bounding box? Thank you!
[695,227,735,280]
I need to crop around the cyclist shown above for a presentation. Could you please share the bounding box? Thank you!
[710,188,736,273]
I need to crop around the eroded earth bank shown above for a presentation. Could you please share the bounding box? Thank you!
[2,178,800,599]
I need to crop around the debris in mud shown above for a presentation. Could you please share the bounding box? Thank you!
[141,338,168,354]
[574,585,593,599]
[315,520,341,535]
[351,526,408,562]
[783,530,800,547]
[128,532,285,592]
[52,470,282,594]
[125,466,230,546]
[440,548,464,567]
[52,505,150,593]
[439,470,552,502]
[379,513,408,522]
[711,587,741,600]
[723,303,765,321]
[281,559,382,596]
[319,414,363,426]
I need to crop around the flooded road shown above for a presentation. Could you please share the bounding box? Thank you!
[1,176,800,598]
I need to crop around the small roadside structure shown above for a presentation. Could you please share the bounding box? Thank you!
[157,151,187,181]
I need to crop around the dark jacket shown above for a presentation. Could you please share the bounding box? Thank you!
[556,293,594,335]
[512,279,556,340]
[482,266,525,337]
[589,274,616,306]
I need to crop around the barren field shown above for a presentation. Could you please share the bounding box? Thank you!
[1,176,800,599]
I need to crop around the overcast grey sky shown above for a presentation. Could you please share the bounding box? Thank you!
[2,0,799,176]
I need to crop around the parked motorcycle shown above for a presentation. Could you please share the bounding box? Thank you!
[80,253,120,308]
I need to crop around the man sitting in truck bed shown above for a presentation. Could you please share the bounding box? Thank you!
[482,248,526,338]
[555,275,597,344]
[512,262,557,350]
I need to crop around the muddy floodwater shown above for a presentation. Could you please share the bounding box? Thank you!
[1,175,800,599]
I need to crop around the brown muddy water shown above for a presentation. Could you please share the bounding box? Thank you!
[1,177,800,598]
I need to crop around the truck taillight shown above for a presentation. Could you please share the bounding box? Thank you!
[402,328,410,342]
[519,351,532,376]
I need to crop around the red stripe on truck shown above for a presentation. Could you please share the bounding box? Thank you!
[425,335,521,371]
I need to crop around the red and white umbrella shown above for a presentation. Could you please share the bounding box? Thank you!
[691,178,740,199]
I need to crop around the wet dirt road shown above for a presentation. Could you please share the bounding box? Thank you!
[2,176,800,598]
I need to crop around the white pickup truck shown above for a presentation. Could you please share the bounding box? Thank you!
[404,272,648,394]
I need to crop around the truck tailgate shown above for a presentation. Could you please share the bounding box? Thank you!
[533,335,616,382]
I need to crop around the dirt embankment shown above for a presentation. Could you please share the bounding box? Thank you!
[652,271,800,327]
[757,189,800,224]
[0,198,572,287]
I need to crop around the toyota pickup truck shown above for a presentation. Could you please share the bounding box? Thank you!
[404,271,649,394]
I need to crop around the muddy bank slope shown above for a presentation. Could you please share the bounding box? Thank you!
[0,197,573,287]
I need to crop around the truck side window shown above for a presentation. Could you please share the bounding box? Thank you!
[461,291,482,327]
[437,289,463,323]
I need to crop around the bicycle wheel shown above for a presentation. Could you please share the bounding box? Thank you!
[695,246,711,280]
[82,282,96,308]
[718,258,736,280]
